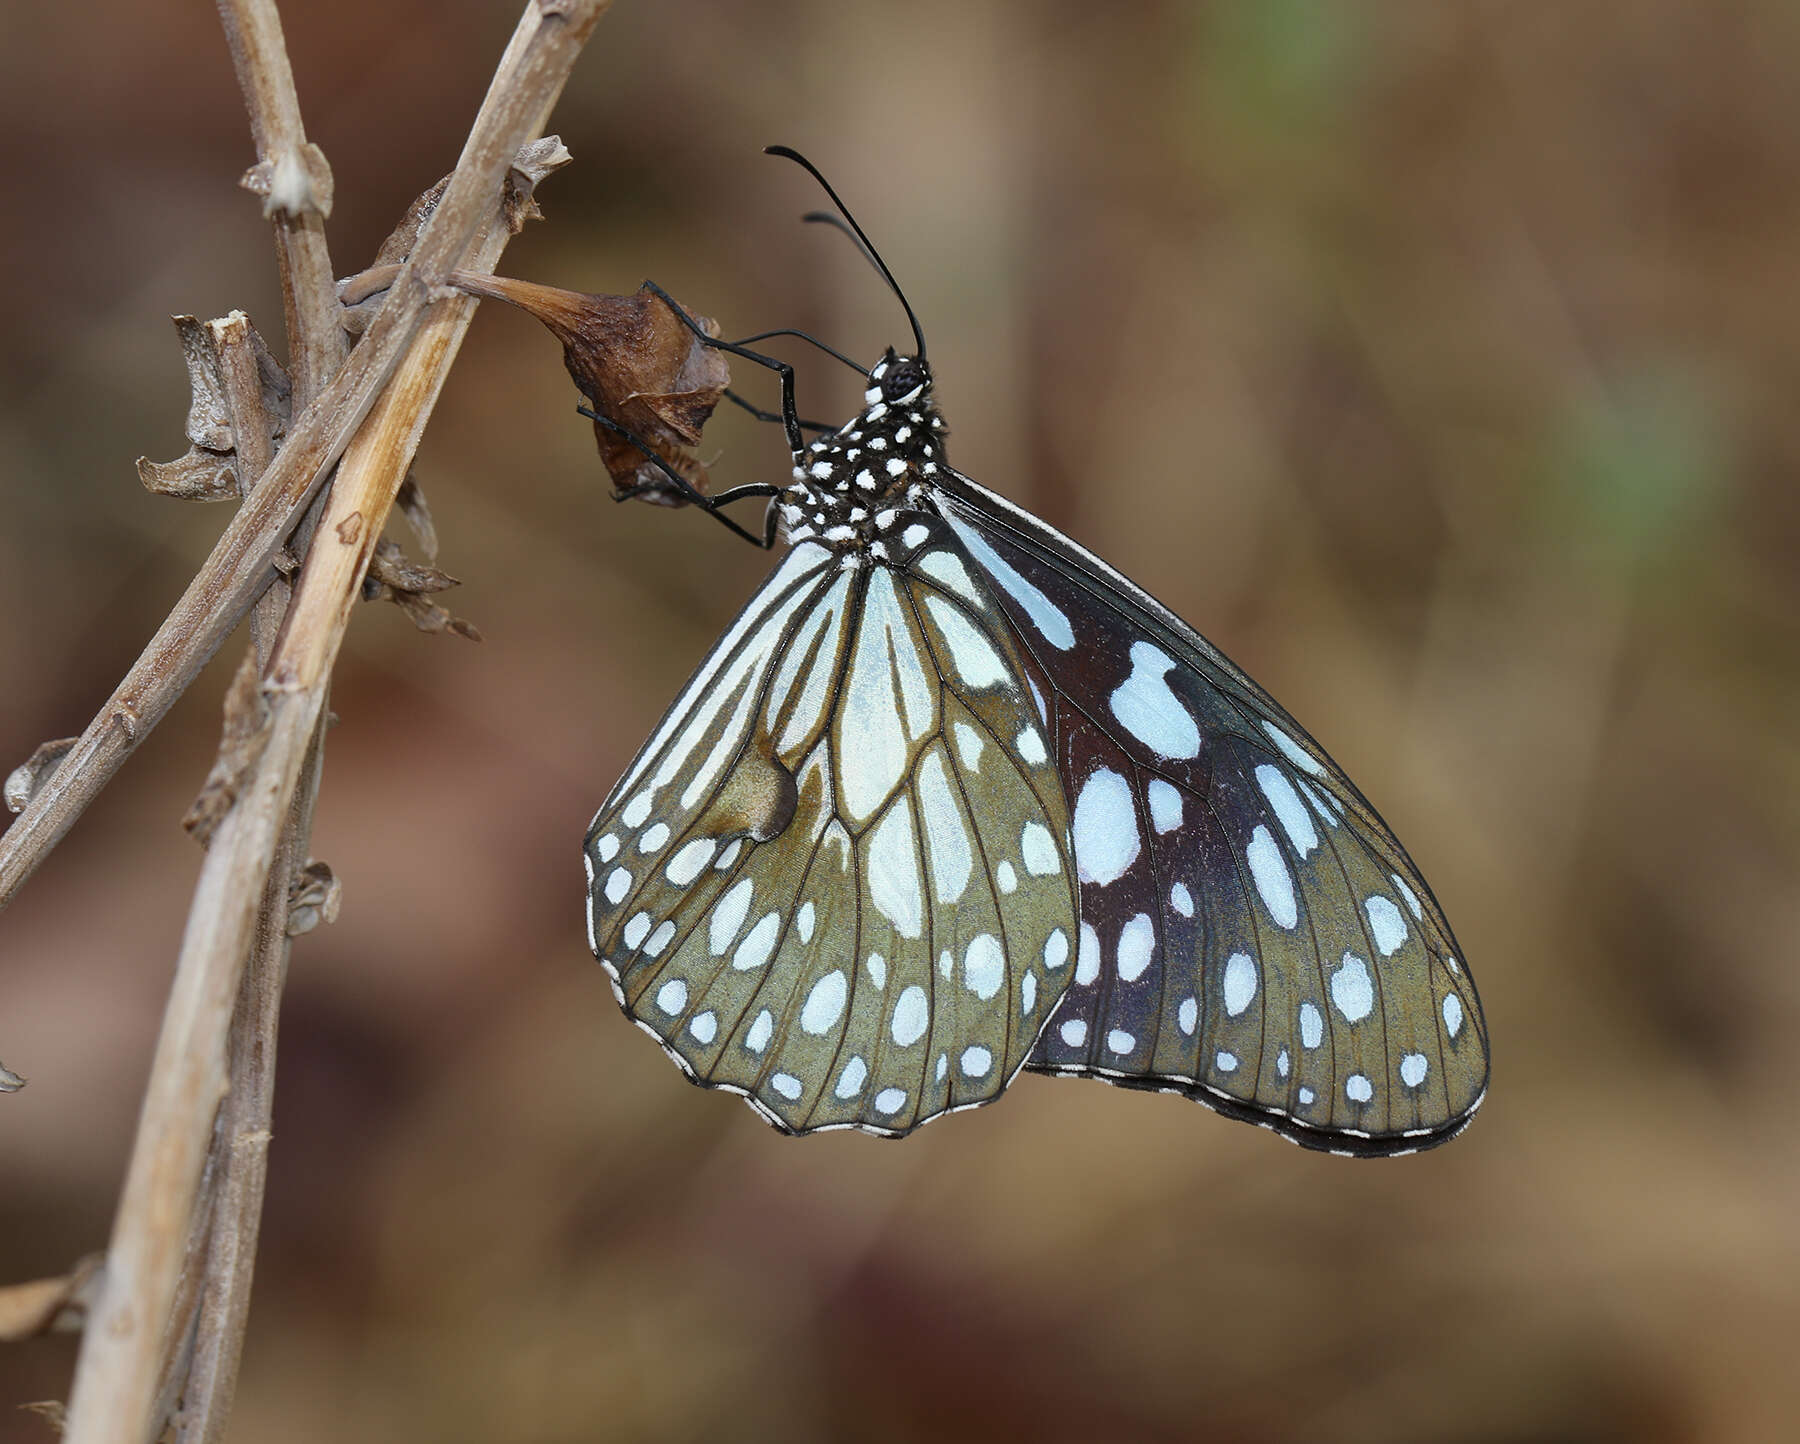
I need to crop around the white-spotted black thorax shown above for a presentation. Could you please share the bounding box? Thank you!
[777,350,947,554]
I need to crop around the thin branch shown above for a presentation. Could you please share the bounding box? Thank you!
[162,7,347,1426]
[215,0,347,403]
[59,4,609,1440]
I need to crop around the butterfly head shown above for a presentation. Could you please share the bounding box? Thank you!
[779,349,947,551]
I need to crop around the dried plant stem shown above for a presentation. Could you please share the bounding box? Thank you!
[215,0,347,403]
[60,5,609,1440]
[164,5,345,1427]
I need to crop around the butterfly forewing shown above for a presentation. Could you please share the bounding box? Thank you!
[586,522,1079,1135]
[933,473,1489,1154]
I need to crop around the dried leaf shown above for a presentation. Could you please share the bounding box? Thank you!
[286,859,341,937]
[136,450,238,502]
[0,1060,24,1092]
[0,1256,101,1342]
[367,539,459,594]
[446,273,729,505]
[182,649,272,846]
[138,312,291,501]
[340,137,572,333]
[395,474,439,561]
[361,540,482,641]
[5,737,78,814]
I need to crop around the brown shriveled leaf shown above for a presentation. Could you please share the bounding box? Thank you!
[340,137,573,334]
[395,474,439,561]
[5,737,78,814]
[137,312,292,501]
[361,539,482,641]
[0,1255,102,1341]
[182,649,272,846]
[445,272,729,507]
[286,859,341,937]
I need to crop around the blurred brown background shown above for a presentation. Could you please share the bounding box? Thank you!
[4,2,1798,1440]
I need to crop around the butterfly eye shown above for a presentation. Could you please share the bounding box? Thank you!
[881,359,925,401]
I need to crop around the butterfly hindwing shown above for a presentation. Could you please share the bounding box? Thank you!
[932,473,1488,1154]
[586,523,1079,1135]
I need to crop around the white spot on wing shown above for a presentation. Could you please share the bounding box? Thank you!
[867,799,924,939]
[1330,953,1375,1023]
[1107,1029,1135,1055]
[1255,764,1317,857]
[891,985,929,1046]
[1178,996,1198,1035]
[946,514,1075,648]
[1170,881,1193,917]
[733,912,782,971]
[866,952,887,989]
[745,1009,774,1053]
[709,879,754,956]
[666,838,716,886]
[1245,825,1297,928]
[1346,1073,1373,1103]
[1400,1053,1428,1088]
[1216,1051,1239,1073]
[952,721,985,771]
[1016,727,1047,765]
[1020,820,1061,876]
[1060,1019,1088,1047]
[638,822,670,854]
[959,1045,992,1078]
[1108,642,1200,759]
[645,920,676,956]
[1076,922,1100,985]
[1116,913,1155,982]
[916,549,985,608]
[796,900,816,943]
[801,970,848,1034]
[1021,971,1037,1013]
[595,833,619,862]
[690,1011,717,1044]
[623,913,651,949]
[1443,993,1464,1037]
[874,1087,907,1115]
[771,1073,803,1101]
[835,1055,868,1099]
[916,751,972,904]
[1043,928,1069,971]
[604,867,631,905]
[1364,895,1409,956]
[840,571,927,821]
[962,934,1004,1000]
[1260,721,1326,777]
[922,594,1008,688]
[1222,952,1257,1016]
[1392,873,1423,920]
[1072,768,1140,886]
[655,979,687,1015]
[1147,779,1183,834]
[1300,1002,1324,1049]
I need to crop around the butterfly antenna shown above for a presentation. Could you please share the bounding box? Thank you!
[765,144,927,362]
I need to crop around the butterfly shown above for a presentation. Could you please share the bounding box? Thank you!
[583,150,1488,1156]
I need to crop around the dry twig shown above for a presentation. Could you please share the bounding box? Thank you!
[54,4,608,1441]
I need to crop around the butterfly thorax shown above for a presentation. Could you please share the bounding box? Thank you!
[777,352,947,555]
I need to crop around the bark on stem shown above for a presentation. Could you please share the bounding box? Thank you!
[60,5,609,1439]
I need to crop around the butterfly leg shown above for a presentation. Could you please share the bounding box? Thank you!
[722,388,834,434]
[642,280,807,454]
[580,405,781,549]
